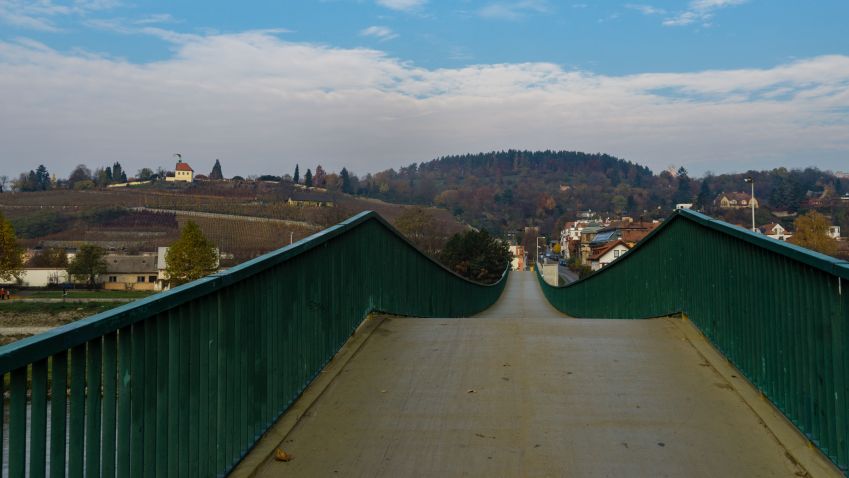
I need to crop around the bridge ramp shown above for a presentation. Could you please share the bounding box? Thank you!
[253,272,807,477]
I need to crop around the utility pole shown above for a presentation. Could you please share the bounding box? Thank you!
[744,177,756,232]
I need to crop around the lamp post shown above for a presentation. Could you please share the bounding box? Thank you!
[744,177,756,232]
[536,236,546,267]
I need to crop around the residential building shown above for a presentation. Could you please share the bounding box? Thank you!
[760,223,792,241]
[828,226,841,240]
[166,160,194,183]
[715,193,759,209]
[104,254,159,291]
[508,245,525,271]
[589,240,631,271]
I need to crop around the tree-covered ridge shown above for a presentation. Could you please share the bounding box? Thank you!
[356,150,848,237]
[357,150,655,232]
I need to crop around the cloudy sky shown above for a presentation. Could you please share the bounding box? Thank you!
[0,0,848,179]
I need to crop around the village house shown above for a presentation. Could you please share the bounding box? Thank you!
[166,159,194,183]
[103,254,160,291]
[589,240,631,271]
[760,223,792,241]
[715,192,759,209]
[508,245,525,271]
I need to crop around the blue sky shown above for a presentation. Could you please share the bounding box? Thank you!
[0,0,848,178]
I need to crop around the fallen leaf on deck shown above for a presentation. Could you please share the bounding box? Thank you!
[275,448,294,462]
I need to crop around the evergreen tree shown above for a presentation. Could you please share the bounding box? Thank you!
[210,159,224,180]
[120,171,127,182]
[67,244,107,288]
[674,168,692,204]
[105,166,113,183]
[304,168,313,187]
[35,164,50,190]
[293,164,300,184]
[165,221,218,287]
[340,167,352,193]
[112,162,124,183]
[696,179,712,209]
[0,211,23,282]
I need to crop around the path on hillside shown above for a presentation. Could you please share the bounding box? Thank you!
[253,272,808,477]
[129,207,319,228]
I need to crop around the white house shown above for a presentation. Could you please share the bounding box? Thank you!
[828,226,841,240]
[589,240,631,272]
[165,160,194,183]
[760,223,792,241]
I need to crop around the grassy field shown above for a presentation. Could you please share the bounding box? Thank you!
[0,301,122,314]
[19,290,155,299]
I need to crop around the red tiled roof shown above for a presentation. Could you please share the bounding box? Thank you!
[588,240,630,261]
[176,162,193,172]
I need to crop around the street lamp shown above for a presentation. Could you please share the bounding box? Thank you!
[536,236,546,267]
[744,177,756,232]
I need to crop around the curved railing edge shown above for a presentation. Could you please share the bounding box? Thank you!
[540,209,849,295]
[0,210,508,374]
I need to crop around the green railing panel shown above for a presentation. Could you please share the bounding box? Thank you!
[0,210,508,477]
[538,208,849,474]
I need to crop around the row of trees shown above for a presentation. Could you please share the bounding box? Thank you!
[0,211,217,288]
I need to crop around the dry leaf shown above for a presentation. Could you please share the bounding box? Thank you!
[274,448,293,462]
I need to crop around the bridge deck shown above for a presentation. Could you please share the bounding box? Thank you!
[252,272,806,477]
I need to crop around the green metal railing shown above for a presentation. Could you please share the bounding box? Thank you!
[0,211,508,477]
[537,208,849,474]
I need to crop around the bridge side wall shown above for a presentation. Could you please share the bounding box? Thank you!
[0,211,508,477]
[538,209,849,474]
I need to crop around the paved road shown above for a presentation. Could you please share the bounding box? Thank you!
[254,272,809,477]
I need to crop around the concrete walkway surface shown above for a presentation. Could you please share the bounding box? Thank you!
[249,272,820,477]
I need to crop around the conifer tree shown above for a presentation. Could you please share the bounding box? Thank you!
[210,159,224,180]
[304,169,313,187]
[293,164,300,184]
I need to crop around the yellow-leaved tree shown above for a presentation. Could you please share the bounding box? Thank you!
[788,211,838,256]
[165,221,218,287]
[0,211,23,283]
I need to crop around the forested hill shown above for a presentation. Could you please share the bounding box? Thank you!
[354,150,848,235]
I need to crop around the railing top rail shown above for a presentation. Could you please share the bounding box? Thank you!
[0,210,507,374]
[543,208,849,289]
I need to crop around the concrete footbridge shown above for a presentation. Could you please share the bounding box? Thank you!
[1,209,847,477]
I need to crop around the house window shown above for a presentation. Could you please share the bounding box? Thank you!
[109,276,117,283]
[137,276,145,283]
[614,250,620,258]
[149,275,157,283]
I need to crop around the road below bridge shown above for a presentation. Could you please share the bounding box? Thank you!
[249,272,815,477]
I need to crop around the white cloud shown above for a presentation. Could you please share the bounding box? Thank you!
[360,25,398,41]
[479,1,550,20]
[663,0,746,26]
[0,0,120,31]
[375,0,425,12]
[0,31,847,179]
[625,4,666,16]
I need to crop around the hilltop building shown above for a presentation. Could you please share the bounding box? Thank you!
[166,160,194,183]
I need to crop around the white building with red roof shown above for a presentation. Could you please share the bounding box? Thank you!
[166,159,194,183]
